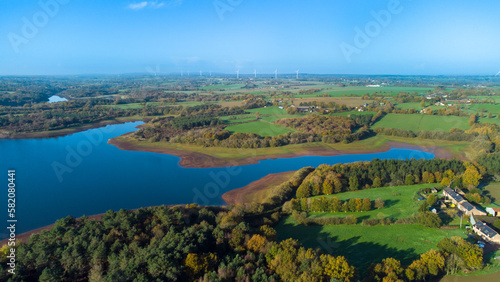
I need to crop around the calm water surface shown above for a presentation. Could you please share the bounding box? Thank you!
[48,95,68,103]
[0,122,434,237]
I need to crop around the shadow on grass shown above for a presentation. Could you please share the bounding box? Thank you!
[277,221,419,278]
[382,199,400,209]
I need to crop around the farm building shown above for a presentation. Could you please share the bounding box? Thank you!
[458,201,486,216]
[443,187,486,216]
[443,187,465,204]
[294,106,313,112]
[473,221,500,244]
[486,207,500,217]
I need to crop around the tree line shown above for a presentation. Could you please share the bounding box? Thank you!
[294,159,467,198]
[287,197,383,213]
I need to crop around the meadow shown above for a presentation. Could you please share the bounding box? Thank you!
[276,217,466,274]
[293,86,436,97]
[484,182,500,203]
[372,113,471,131]
[224,120,295,137]
[307,184,434,221]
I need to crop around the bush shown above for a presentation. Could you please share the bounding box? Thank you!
[415,212,442,228]
[374,198,385,209]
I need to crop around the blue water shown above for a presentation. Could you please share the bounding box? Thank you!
[0,121,434,237]
[48,95,68,103]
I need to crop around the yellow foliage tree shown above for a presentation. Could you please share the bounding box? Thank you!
[462,165,482,188]
[247,234,267,253]
[420,249,445,275]
[184,253,217,278]
[321,255,356,281]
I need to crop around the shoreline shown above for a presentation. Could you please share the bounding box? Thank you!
[0,213,106,246]
[0,118,145,139]
[109,134,461,169]
[222,171,295,205]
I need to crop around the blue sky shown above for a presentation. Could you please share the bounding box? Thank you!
[1,0,500,75]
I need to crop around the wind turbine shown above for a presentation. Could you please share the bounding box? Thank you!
[200,70,202,76]
[236,70,239,79]
[181,70,183,77]
[496,71,500,76]
[209,70,212,77]
[187,71,190,76]
[296,69,299,80]
[274,69,278,79]
[254,70,257,78]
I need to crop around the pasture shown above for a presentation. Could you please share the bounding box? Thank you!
[307,184,434,221]
[276,217,466,274]
[293,86,436,97]
[372,114,471,131]
[224,120,295,136]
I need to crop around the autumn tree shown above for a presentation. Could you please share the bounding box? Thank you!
[434,171,443,182]
[362,198,372,211]
[462,165,482,188]
[355,198,363,212]
[185,253,217,279]
[441,177,450,187]
[321,255,357,281]
[420,249,445,276]
[372,177,382,188]
[374,198,385,209]
[422,171,430,183]
[322,175,334,195]
[469,113,477,126]
[247,234,268,253]
[369,257,404,281]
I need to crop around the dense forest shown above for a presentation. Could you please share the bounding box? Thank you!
[0,206,361,281]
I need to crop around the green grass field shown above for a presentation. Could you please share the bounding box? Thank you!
[276,183,471,275]
[464,103,500,115]
[394,102,447,111]
[293,86,436,98]
[479,117,500,125]
[484,183,500,203]
[245,106,306,122]
[224,120,295,136]
[276,218,466,274]
[200,83,245,90]
[372,114,471,131]
[308,184,435,221]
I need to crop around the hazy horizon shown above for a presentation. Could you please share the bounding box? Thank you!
[2,0,500,76]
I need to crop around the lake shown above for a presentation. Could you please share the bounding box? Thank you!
[0,121,435,237]
[48,95,68,103]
